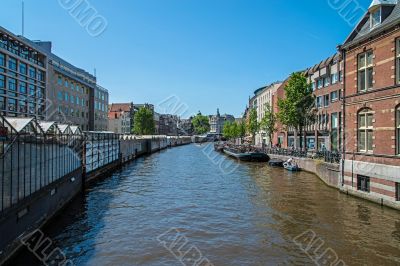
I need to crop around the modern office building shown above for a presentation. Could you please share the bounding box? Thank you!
[0,27,47,119]
[92,85,109,131]
[32,41,95,131]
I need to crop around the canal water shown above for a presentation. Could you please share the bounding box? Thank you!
[11,144,400,265]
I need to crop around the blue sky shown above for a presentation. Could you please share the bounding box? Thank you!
[1,0,371,118]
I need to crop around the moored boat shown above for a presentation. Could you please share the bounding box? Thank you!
[223,148,269,162]
[214,143,224,152]
[268,158,284,167]
[283,158,301,171]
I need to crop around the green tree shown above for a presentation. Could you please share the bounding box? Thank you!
[223,121,233,140]
[247,108,259,145]
[277,72,316,149]
[238,119,246,144]
[133,107,155,135]
[260,103,277,147]
[192,112,210,135]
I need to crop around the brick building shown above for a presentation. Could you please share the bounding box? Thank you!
[340,0,400,203]
[108,103,133,134]
[304,53,343,151]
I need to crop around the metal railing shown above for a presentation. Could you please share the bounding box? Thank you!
[265,148,341,164]
[0,118,83,214]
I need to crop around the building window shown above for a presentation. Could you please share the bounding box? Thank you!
[0,96,4,110]
[7,98,16,112]
[396,39,400,84]
[358,51,373,92]
[316,96,322,108]
[8,57,17,71]
[370,8,381,28]
[19,100,27,113]
[331,73,338,84]
[37,70,44,82]
[28,84,35,97]
[57,91,63,101]
[397,106,400,155]
[331,91,338,102]
[317,79,323,89]
[311,82,316,91]
[19,62,27,75]
[324,94,329,107]
[0,53,4,67]
[357,175,370,192]
[58,76,63,85]
[28,66,36,79]
[19,82,27,94]
[396,183,400,201]
[8,78,16,91]
[64,92,69,102]
[0,75,4,88]
[358,109,373,153]
[323,77,330,87]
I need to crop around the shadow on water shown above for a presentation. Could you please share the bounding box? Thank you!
[9,153,158,266]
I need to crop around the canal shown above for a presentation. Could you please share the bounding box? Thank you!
[11,144,400,265]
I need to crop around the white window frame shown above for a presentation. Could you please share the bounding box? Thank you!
[396,39,400,84]
[331,91,338,102]
[358,109,374,153]
[358,51,373,92]
[370,7,381,29]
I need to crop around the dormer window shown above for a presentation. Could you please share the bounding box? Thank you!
[370,7,381,28]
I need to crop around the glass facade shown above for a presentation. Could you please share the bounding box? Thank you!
[0,30,46,119]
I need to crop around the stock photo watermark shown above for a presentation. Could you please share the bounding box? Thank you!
[327,0,366,28]
[58,0,108,37]
[21,229,74,266]
[293,229,346,266]
[201,142,239,175]
[157,228,214,266]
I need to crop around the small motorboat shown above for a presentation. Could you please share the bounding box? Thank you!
[283,158,300,171]
[268,158,284,167]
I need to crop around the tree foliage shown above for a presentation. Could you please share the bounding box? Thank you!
[277,72,316,149]
[133,107,155,135]
[223,121,243,141]
[260,103,277,147]
[192,112,210,135]
[247,108,259,144]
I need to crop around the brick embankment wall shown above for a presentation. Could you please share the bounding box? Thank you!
[268,154,400,211]
[268,154,341,188]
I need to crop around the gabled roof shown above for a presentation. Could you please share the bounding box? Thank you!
[57,124,72,134]
[343,2,400,49]
[3,117,44,134]
[70,125,82,135]
[109,103,133,112]
[39,121,61,134]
